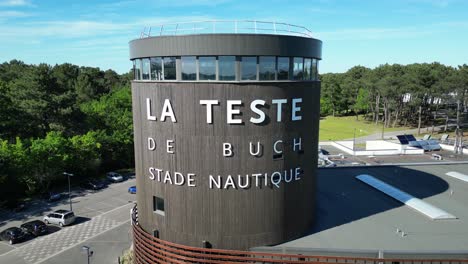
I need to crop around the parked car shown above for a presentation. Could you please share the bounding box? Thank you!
[43,210,76,227]
[125,172,136,179]
[4,200,26,212]
[128,186,136,194]
[0,227,26,244]
[44,192,62,202]
[106,172,124,183]
[20,220,48,236]
[82,180,105,190]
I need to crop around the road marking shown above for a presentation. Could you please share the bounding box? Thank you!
[82,206,104,215]
[0,243,18,249]
[112,196,132,203]
[34,219,131,264]
[98,201,116,209]
[97,201,134,217]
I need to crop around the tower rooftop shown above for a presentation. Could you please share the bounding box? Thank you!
[138,20,314,39]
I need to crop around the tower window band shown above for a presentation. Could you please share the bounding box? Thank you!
[132,56,320,82]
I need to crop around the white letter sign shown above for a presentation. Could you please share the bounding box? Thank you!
[200,100,219,124]
[227,100,242,124]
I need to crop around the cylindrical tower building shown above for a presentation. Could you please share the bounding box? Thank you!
[129,21,322,252]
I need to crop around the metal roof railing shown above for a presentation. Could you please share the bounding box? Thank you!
[139,20,313,38]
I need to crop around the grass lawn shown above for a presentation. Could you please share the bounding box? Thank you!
[319,115,410,141]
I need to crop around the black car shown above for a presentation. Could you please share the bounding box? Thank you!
[83,180,105,190]
[0,227,26,244]
[20,220,48,236]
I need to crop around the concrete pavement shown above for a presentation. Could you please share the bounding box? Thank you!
[0,177,136,264]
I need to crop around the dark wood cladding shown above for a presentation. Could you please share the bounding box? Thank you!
[132,81,320,250]
[129,34,322,59]
[132,222,468,263]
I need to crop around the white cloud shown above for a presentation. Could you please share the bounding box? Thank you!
[406,0,456,8]
[153,0,231,7]
[315,26,440,41]
[0,10,30,18]
[0,0,33,7]
[0,20,132,39]
[0,15,215,40]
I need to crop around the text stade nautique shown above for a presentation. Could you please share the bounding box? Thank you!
[144,97,306,190]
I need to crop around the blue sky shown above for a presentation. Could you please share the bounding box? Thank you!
[1,0,467,74]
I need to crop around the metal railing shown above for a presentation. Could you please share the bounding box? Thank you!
[133,223,468,263]
[131,203,138,226]
[139,20,313,38]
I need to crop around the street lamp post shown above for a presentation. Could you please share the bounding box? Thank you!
[63,172,74,211]
[81,246,93,264]
[352,127,357,154]
[381,119,385,140]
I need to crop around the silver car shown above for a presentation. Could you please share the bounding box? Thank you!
[43,210,76,227]
[106,172,124,183]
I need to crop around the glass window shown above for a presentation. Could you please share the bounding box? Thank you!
[259,56,276,81]
[293,57,304,80]
[277,57,289,80]
[65,213,74,219]
[132,60,136,80]
[304,58,312,80]
[218,56,236,81]
[199,57,216,80]
[153,196,165,215]
[142,58,150,80]
[181,56,197,80]
[164,57,176,80]
[241,56,257,81]
[134,59,141,80]
[312,59,318,80]
[315,60,320,81]
[150,57,163,80]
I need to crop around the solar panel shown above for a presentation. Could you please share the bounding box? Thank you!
[426,144,441,151]
[406,137,441,151]
[441,134,449,141]
[422,134,432,140]
[356,174,457,220]
[397,134,419,145]
[397,135,409,145]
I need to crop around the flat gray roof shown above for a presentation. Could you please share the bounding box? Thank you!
[319,144,468,166]
[278,164,468,252]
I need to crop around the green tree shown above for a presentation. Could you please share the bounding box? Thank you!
[80,87,134,169]
[28,132,69,193]
[75,67,109,104]
[67,131,102,177]
[321,73,347,116]
[0,138,29,200]
[353,88,370,116]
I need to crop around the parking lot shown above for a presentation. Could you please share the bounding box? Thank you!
[0,176,136,264]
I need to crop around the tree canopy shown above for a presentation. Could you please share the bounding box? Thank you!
[0,60,133,201]
[320,63,468,129]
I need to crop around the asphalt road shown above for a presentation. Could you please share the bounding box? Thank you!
[0,178,136,264]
